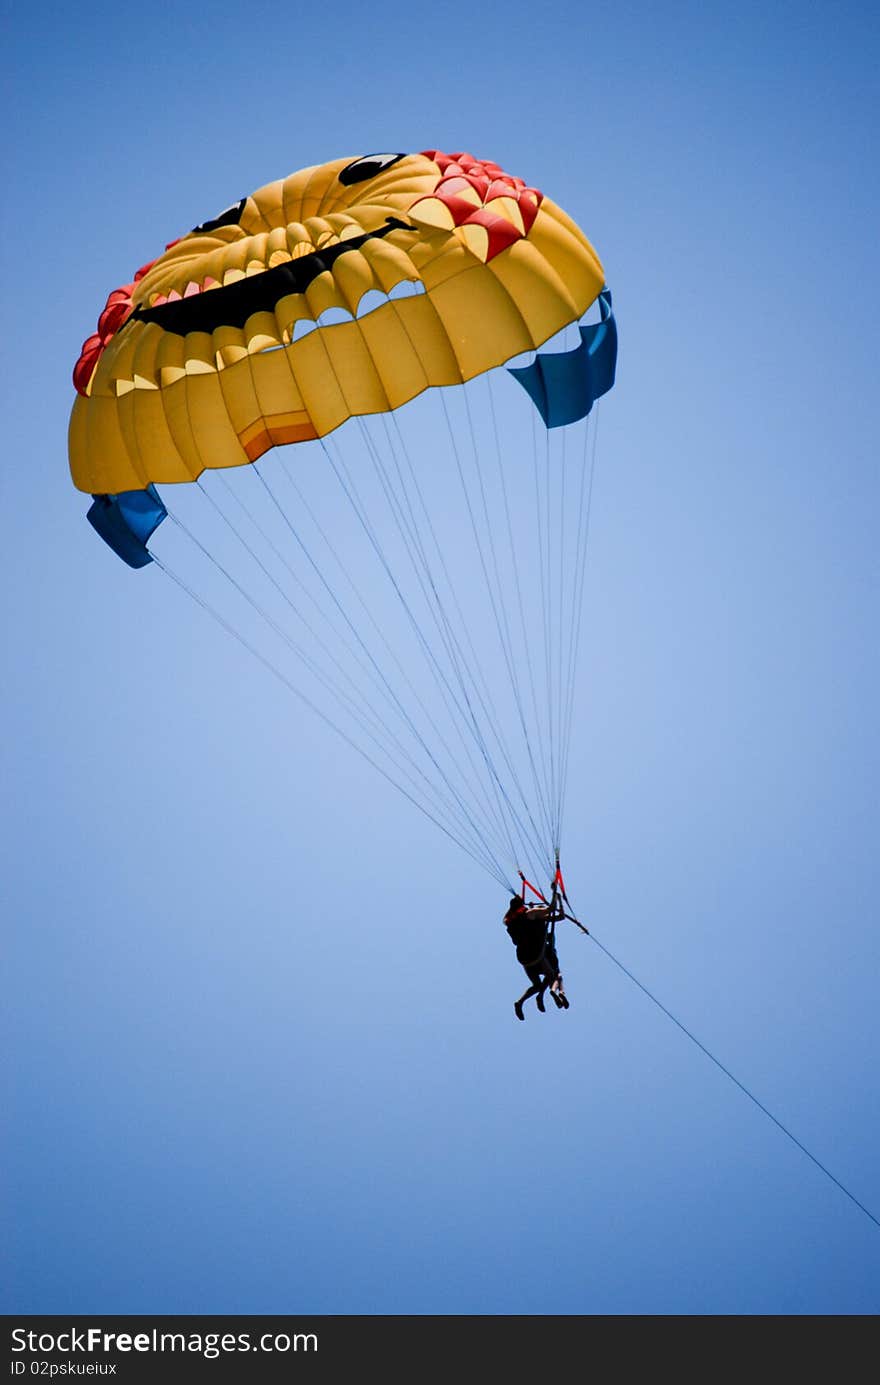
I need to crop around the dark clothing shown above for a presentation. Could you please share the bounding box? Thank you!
[505,898,569,1018]
[505,903,551,966]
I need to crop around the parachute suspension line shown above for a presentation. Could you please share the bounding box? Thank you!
[164,506,487,864]
[530,413,558,859]
[525,400,556,845]
[385,395,544,878]
[355,412,524,874]
[149,548,513,892]
[557,405,601,837]
[252,457,515,878]
[208,467,425,737]
[543,426,561,851]
[269,439,492,833]
[194,476,403,750]
[377,295,550,884]
[321,425,548,884]
[311,427,517,874]
[276,304,523,880]
[350,293,550,889]
[193,472,504,856]
[167,503,384,726]
[587,927,880,1234]
[457,383,557,864]
[163,502,510,883]
[485,370,556,853]
[370,402,548,884]
[437,388,552,878]
[555,418,568,849]
[554,412,587,848]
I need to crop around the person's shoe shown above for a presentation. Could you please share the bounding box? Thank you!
[514,1000,525,1021]
[559,993,570,1009]
[536,991,546,1013]
[551,991,565,1009]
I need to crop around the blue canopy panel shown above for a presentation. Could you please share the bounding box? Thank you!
[87,485,167,569]
[509,287,617,428]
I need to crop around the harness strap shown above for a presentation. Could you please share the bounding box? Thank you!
[518,869,548,903]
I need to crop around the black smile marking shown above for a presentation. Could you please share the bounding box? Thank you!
[130,218,416,337]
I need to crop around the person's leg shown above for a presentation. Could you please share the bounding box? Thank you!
[514,965,544,1019]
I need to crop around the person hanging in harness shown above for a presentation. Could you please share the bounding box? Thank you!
[504,893,570,1020]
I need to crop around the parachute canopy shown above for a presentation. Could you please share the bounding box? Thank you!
[69,150,617,893]
[70,150,608,498]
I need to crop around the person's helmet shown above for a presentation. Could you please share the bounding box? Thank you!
[509,895,524,910]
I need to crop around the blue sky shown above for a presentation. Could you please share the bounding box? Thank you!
[4,0,879,1314]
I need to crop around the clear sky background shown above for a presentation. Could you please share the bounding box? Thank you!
[4,0,879,1315]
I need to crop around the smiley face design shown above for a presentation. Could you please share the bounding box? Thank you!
[70,151,605,495]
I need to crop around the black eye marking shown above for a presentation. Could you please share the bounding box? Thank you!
[191,198,247,234]
[339,153,406,186]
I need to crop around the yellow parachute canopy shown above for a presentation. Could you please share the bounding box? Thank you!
[69,149,616,895]
[70,150,605,495]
